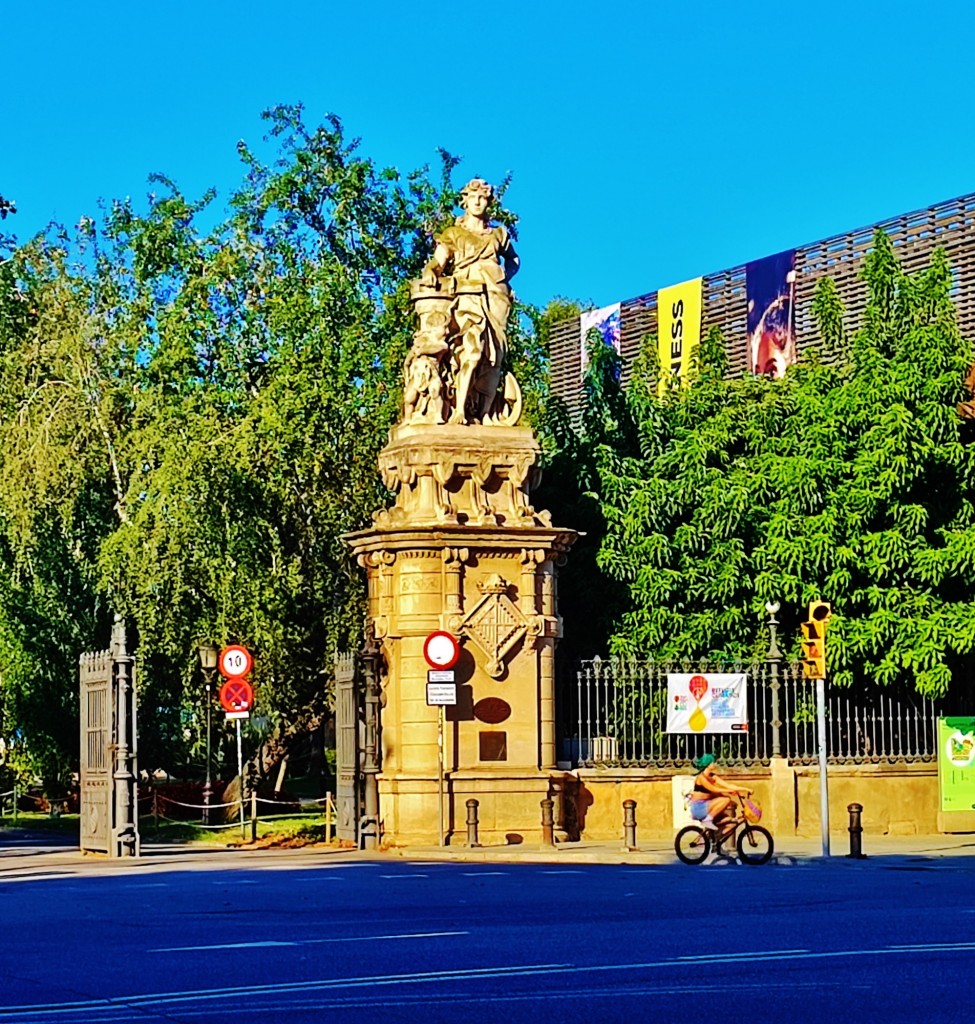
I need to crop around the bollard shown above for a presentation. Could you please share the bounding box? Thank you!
[250,790,258,843]
[622,799,638,851]
[466,798,481,848]
[847,802,866,859]
[541,798,555,847]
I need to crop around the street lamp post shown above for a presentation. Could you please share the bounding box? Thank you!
[197,643,219,826]
[765,602,783,759]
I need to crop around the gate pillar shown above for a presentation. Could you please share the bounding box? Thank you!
[79,615,139,857]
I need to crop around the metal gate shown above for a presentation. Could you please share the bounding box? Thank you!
[334,652,360,843]
[333,640,383,848]
[79,616,139,856]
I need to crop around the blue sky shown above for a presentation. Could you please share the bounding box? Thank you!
[4,1,974,311]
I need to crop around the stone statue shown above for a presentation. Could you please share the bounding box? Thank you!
[405,178,523,427]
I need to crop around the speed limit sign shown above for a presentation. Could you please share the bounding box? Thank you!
[219,644,253,679]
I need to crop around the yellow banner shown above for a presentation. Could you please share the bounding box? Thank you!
[657,277,702,394]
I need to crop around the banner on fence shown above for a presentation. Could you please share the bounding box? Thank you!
[657,277,702,395]
[580,302,621,374]
[747,248,797,378]
[666,673,748,734]
[938,717,975,812]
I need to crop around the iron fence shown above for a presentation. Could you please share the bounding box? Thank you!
[560,658,941,768]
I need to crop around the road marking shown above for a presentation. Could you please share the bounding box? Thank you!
[379,873,428,879]
[462,871,509,876]
[541,870,586,874]
[678,949,808,961]
[151,940,297,952]
[12,943,975,1019]
[305,931,468,944]
[0,963,573,1018]
[151,931,467,953]
[124,883,169,889]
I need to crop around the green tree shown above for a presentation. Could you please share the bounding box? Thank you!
[0,106,540,786]
[597,233,975,696]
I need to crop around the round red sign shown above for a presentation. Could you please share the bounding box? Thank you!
[219,678,254,713]
[219,644,253,679]
[423,631,460,670]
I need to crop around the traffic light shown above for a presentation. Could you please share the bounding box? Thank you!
[800,601,831,680]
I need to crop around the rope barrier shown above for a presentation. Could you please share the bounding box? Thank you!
[137,788,336,837]
[154,794,237,811]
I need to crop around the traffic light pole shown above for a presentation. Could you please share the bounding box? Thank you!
[816,676,829,857]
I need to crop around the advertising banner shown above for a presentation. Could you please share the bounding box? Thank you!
[580,302,621,373]
[657,277,703,395]
[938,717,975,812]
[666,673,748,734]
[747,249,797,378]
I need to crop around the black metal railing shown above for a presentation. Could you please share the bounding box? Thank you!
[560,657,940,768]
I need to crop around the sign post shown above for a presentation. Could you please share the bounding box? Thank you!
[218,645,254,842]
[816,676,829,857]
[423,633,460,847]
[801,602,832,858]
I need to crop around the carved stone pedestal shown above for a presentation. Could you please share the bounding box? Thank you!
[345,423,576,845]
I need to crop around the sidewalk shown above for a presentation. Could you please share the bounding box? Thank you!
[380,831,975,866]
[4,829,975,878]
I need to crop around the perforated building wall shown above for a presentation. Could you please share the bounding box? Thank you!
[548,192,975,418]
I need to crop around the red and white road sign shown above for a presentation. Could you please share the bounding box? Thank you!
[219,678,254,713]
[423,631,460,670]
[219,644,253,679]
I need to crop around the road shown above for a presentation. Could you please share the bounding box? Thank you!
[0,846,967,1023]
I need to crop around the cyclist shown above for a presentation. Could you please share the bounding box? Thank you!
[687,753,751,832]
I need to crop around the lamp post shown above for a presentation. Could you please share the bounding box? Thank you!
[197,642,219,825]
[765,601,783,758]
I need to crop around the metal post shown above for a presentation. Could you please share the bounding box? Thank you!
[438,705,445,847]
[236,718,245,842]
[816,676,830,856]
[541,798,555,847]
[203,675,213,826]
[250,789,258,843]
[847,802,866,859]
[765,602,783,758]
[466,798,480,848]
[622,799,638,851]
[325,791,333,844]
[112,615,137,857]
[360,638,381,850]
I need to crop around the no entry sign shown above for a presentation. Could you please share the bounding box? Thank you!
[423,631,460,670]
[219,678,254,713]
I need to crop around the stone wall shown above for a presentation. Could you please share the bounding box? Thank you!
[568,760,943,841]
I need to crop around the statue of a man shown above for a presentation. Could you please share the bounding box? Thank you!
[421,178,520,424]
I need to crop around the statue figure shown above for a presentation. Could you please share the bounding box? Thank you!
[405,178,523,427]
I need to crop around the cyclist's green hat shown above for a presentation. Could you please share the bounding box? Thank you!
[692,753,715,771]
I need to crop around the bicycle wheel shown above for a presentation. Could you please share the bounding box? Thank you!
[737,825,774,865]
[675,826,712,865]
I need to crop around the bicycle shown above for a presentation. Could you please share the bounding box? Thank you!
[674,792,774,866]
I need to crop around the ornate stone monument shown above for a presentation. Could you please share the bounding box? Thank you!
[345,179,576,844]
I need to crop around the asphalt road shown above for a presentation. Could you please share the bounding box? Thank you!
[0,848,967,1023]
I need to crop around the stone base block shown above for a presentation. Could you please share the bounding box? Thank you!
[378,770,575,846]
[938,810,975,833]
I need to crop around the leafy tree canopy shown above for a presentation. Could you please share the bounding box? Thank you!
[595,232,975,697]
[0,106,536,782]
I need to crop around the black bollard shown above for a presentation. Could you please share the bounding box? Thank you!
[541,798,555,847]
[622,799,638,851]
[847,802,866,859]
[466,798,481,848]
